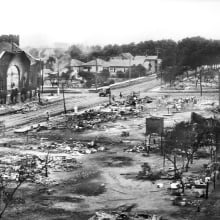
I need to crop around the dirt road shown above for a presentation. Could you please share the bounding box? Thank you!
[0,77,160,129]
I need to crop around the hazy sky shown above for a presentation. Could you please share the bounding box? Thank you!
[1,0,220,47]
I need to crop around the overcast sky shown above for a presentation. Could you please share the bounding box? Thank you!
[1,0,220,47]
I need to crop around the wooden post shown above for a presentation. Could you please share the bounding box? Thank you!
[205,181,209,199]
[199,69,202,96]
[41,60,44,93]
[95,59,98,91]
[218,71,220,107]
[213,172,216,189]
[62,83,67,114]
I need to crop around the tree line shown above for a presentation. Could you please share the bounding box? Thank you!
[29,36,220,72]
[29,36,220,88]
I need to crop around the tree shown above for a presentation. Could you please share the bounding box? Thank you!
[37,150,53,177]
[163,130,182,179]
[161,66,180,86]
[78,71,95,88]
[164,121,202,177]
[116,71,127,78]
[125,65,147,79]
[29,48,39,58]
[46,56,56,71]
[100,69,110,80]
[68,45,83,60]
[171,122,200,171]
[47,73,58,87]
[0,155,47,218]
[97,69,111,86]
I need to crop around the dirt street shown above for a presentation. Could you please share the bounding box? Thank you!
[0,76,159,129]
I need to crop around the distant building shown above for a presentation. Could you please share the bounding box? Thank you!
[107,59,130,75]
[81,58,108,73]
[145,56,161,73]
[0,35,41,102]
[107,55,161,75]
[77,54,162,76]
[70,59,84,72]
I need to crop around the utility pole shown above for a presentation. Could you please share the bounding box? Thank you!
[218,70,220,107]
[199,68,203,96]
[95,58,98,91]
[129,58,131,83]
[57,61,60,95]
[156,48,160,73]
[41,59,44,93]
[62,83,67,114]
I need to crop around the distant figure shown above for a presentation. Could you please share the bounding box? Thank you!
[14,88,18,103]
[21,87,27,102]
[10,89,15,104]
[0,90,7,104]
[37,89,41,103]
[119,92,123,99]
[29,89,32,100]
[112,95,115,102]
[46,111,50,123]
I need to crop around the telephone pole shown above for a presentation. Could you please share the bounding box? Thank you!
[95,58,98,91]
[156,48,160,73]
[41,59,44,93]
[57,61,60,95]
[218,70,220,106]
[62,83,67,114]
[129,58,131,83]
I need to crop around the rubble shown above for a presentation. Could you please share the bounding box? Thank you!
[38,140,107,155]
[89,211,162,220]
[0,101,44,116]
[125,144,147,153]
[34,95,153,132]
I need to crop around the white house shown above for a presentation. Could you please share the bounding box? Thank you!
[81,58,108,73]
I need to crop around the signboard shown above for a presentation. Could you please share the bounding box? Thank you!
[146,117,164,135]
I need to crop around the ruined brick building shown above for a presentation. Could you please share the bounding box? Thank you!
[0,35,41,103]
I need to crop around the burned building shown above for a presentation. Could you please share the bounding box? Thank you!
[0,35,41,103]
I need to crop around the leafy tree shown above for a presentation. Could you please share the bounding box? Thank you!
[161,66,180,86]
[101,44,122,60]
[29,48,39,58]
[68,45,83,60]
[47,73,58,87]
[133,64,147,77]
[78,71,95,88]
[46,56,56,71]
[0,156,48,218]
[116,71,126,78]
[99,69,110,80]
[164,121,203,176]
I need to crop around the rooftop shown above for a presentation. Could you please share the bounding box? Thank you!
[70,59,85,66]
[82,58,108,66]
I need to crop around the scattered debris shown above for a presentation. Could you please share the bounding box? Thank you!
[89,210,163,220]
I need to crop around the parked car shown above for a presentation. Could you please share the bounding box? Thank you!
[99,87,111,97]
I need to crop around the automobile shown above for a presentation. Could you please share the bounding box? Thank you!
[99,87,111,97]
